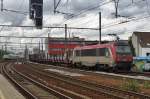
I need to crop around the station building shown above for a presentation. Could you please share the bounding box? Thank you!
[132,32,150,56]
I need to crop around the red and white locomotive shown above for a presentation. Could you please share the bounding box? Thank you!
[71,42,133,71]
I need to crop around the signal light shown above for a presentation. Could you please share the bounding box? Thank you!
[29,0,43,29]
[35,18,43,29]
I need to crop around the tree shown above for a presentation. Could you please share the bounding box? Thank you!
[128,36,135,56]
[0,49,9,59]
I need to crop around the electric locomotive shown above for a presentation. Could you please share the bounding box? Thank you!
[72,42,133,71]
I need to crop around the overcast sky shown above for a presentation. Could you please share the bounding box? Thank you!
[0,0,150,52]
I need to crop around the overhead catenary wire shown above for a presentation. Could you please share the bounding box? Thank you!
[0,0,28,43]
[0,24,99,30]
[71,0,147,28]
[6,0,27,32]
[113,0,120,18]
[54,0,64,14]
[0,26,4,33]
[1,0,3,11]
[0,14,150,31]
[54,0,147,35]
[123,0,144,8]
[2,9,28,15]
[145,0,150,15]
[61,0,136,25]
[0,15,148,46]
[58,0,113,26]
[76,0,149,32]
[0,0,121,37]
[1,15,150,49]
[0,42,49,44]
[1,1,150,37]
[0,35,48,38]
[54,0,62,10]
[54,0,74,16]
[1,0,28,15]
[48,0,113,36]
[102,15,150,29]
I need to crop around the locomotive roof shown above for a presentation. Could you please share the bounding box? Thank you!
[74,41,129,50]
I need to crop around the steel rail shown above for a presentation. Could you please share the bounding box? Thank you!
[10,63,72,99]
[31,61,150,81]
[12,65,95,99]
[118,71,150,77]
[1,62,37,99]
[28,63,150,99]
[2,62,72,99]
[24,64,127,99]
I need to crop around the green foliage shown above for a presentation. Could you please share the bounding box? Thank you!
[121,79,140,92]
[128,36,136,56]
[0,49,9,59]
[143,81,150,89]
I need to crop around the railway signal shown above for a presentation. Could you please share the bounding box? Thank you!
[29,0,43,29]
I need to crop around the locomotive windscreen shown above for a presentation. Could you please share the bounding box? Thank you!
[116,45,132,55]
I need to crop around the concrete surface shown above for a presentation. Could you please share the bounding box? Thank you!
[0,74,25,99]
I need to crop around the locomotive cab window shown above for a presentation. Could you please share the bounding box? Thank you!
[75,50,80,56]
[116,45,131,55]
[98,48,110,57]
[81,49,96,56]
[105,48,110,57]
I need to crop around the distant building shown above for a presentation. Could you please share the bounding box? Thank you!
[30,47,45,60]
[32,47,40,54]
[132,32,150,56]
[45,37,98,59]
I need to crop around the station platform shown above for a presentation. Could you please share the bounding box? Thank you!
[0,74,25,99]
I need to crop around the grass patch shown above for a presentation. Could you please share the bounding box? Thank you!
[121,79,140,92]
[143,81,150,89]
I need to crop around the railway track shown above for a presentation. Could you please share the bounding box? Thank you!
[15,63,124,99]
[0,62,73,99]
[115,71,150,77]
[15,63,150,99]
[29,62,150,82]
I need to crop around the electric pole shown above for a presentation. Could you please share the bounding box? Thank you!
[47,32,50,61]
[113,0,120,18]
[54,0,61,14]
[99,12,101,44]
[41,38,44,59]
[39,41,40,60]
[1,45,3,58]
[132,0,134,3]
[1,0,3,11]
[54,0,56,13]
[65,24,68,61]
[65,24,67,48]
[4,44,7,53]
[24,44,28,61]
[0,45,3,58]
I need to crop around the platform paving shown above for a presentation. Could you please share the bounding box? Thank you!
[0,74,25,99]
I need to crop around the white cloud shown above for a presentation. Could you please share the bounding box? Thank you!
[21,16,34,26]
[0,0,150,52]
[44,14,64,25]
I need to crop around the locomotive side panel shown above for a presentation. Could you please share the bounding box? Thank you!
[72,45,115,67]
